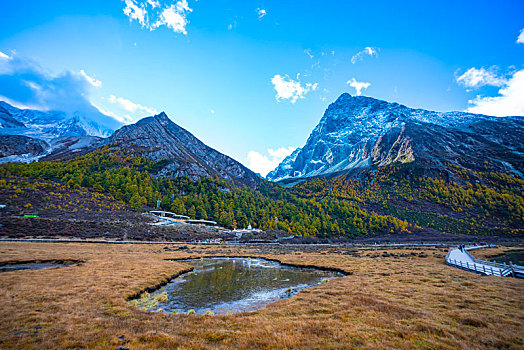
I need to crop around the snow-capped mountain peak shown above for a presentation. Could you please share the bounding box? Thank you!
[0,101,117,140]
[267,93,524,182]
[0,100,120,163]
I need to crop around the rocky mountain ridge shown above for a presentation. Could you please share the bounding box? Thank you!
[0,101,260,187]
[105,112,261,187]
[267,93,524,182]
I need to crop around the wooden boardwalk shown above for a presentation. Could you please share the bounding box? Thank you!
[446,246,523,278]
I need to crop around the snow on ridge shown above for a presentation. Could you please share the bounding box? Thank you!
[266,94,515,182]
[0,101,111,163]
[0,101,115,141]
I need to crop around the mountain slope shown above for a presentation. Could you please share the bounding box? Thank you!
[1,107,521,238]
[0,101,119,162]
[268,93,524,182]
[104,112,261,187]
[0,101,118,139]
[0,105,26,129]
[0,135,49,160]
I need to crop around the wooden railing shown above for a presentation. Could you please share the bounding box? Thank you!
[446,248,522,278]
[446,257,512,277]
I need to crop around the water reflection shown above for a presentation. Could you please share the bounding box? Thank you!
[492,250,524,265]
[0,262,71,272]
[138,258,343,315]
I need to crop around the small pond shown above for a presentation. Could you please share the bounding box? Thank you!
[0,261,73,272]
[491,250,524,266]
[132,258,344,315]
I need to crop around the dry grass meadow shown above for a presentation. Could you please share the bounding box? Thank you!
[0,242,522,349]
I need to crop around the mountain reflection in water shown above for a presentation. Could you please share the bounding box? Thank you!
[146,258,343,315]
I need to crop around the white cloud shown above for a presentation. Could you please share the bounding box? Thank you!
[0,52,161,127]
[0,54,121,129]
[23,80,42,91]
[0,50,11,60]
[347,78,370,96]
[320,88,330,102]
[247,147,296,176]
[304,48,314,59]
[456,67,506,89]
[351,46,378,64]
[123,0,147,27]
[147,0,160,8]
[257,8,267,20]
[0,95,38,110]
[210,109,215,114]
[271,74,318,103]
[227,16,238,30]
[123,0,192,35]
[517,29,524,44]
[152,1,192,34]
[108,94,158,115]
[80,70,102,88]
[91,103,134,124]
[465,69,524,117]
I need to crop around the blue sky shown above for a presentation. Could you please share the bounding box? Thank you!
[0,0,523,175]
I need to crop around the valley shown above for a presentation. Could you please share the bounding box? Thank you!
[1,94,522,242]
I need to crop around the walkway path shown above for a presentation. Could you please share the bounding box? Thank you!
[445,246,520,277]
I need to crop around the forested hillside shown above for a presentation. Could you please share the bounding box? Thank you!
[1,147,522,238]
[290,163,523,236]
[0,147,409,237]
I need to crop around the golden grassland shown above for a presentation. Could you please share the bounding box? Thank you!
[0,242,522,349]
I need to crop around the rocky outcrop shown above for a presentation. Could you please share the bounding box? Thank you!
[371,124,414,166]
[39,136,103,161]
[0,135,49,158]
